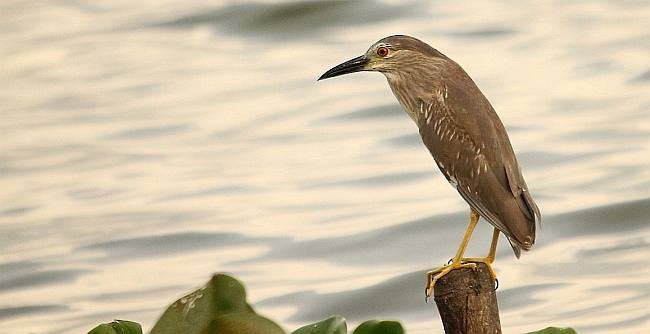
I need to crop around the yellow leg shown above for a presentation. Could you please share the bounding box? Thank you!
[425,209,480,299]
[462,227,499,281]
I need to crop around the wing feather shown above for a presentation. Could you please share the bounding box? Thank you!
[416,68,540,254]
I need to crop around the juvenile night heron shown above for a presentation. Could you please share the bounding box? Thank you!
[318,35,541,299]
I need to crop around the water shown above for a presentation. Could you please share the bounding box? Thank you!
[1,1,649,333]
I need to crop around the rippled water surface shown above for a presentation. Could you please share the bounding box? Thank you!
[1,1,649,333]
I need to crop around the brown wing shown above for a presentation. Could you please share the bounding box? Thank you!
[417,67,540,256]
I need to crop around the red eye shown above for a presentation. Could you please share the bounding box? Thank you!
[377,47,389,57]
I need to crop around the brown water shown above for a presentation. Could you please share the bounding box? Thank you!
[1,1,649,333]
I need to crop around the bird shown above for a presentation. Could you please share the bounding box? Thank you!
[318,35,541,299]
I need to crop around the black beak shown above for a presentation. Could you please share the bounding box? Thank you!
[318,55,369,81]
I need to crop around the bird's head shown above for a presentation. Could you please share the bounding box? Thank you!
[318,35,446,81]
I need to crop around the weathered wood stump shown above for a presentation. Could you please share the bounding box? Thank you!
[433,263,502,334]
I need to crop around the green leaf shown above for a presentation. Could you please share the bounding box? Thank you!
[87,274,409,334]
[291,315,347,334]
[88,320,142,334]
[150,273,285,334]
[208,313,287,334]
[353,320,405,334]
[526,327,577,334]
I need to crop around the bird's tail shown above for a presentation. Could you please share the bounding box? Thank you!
[510,242,522,259]
[508,227,534,259]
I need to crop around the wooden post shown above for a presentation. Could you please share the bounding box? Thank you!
[433,263,502,333]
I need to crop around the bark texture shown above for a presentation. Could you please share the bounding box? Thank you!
[433,263,502,334]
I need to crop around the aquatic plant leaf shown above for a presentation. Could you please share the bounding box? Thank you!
[87,274,407,334]
[150,273,284,334]
[352,320,405,334]
[527,327,577,334]
[291,315,347,334]
[88,320,142,334]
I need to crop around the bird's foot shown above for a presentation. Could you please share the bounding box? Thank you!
[461,257,498,284]
[425,260,476,301]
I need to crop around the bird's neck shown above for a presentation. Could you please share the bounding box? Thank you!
[386,74,419,123]
[384,64,445,125]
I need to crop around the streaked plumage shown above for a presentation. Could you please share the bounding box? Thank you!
[318,35,541,296]
[377,35,540,256]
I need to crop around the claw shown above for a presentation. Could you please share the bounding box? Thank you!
[460,257,498,284]
[425,261,476,299]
